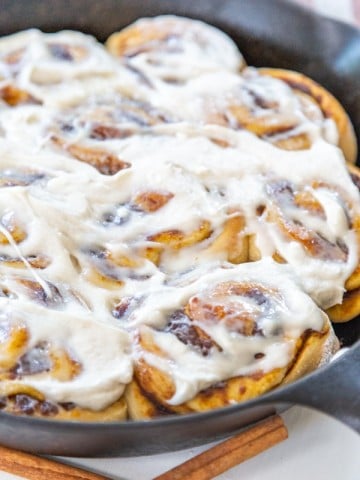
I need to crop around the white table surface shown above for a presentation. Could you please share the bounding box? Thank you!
[1,406,359,480]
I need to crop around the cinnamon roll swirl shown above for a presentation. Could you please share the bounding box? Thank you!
[0,29,135,108]
[245,139,360,316]
[0,306,132,420]
[326,163,360,322]
[155,67,356,163]
[258,68,357,164]
[127,260,337,419]
[106,15,245,86]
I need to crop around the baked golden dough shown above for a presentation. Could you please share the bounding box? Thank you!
[0,307,131,420]
[184,67,357,162]
[127,277,337,420]
[249,178,354,262]
[326,163,360,322]
[135,215,247,268]
[258,68,357,164]
[0,390,127,421]
[0,85,41,107]
[247,170,360,318]
[106,15,245,84]
[50,135,131,175]
[0,316,122,421]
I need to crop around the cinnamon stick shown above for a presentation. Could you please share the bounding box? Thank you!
[153,415,288,480]
[0,415,287,480]
[0,445,111,480]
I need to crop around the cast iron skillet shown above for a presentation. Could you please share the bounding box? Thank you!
[0,0,359,456]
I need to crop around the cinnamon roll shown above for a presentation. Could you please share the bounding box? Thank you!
[126,260,337,419]
[0,29,135,108]
[155,67,356,163]
[106,15,245,86]
[0,306,132,420]
[244,138,360,316]
[258,68,357,164]
[326,163,360,322]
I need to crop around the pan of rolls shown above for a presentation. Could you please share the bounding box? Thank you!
[0,0,359,456]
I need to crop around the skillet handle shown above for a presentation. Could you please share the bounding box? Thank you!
[265,342,360,433]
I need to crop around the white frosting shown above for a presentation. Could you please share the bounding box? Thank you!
[0,23,356,411]
[0,29,139,108]
[109,15,244,86]
[132,259,326,405]
[148,67,339,147]
[0,303,132,409]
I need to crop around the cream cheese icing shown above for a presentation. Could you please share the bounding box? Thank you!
[131,259,327,405]
[106,15,245,85]
[0,23,356,411]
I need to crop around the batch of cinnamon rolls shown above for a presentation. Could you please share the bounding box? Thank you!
[0,16,359,421]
